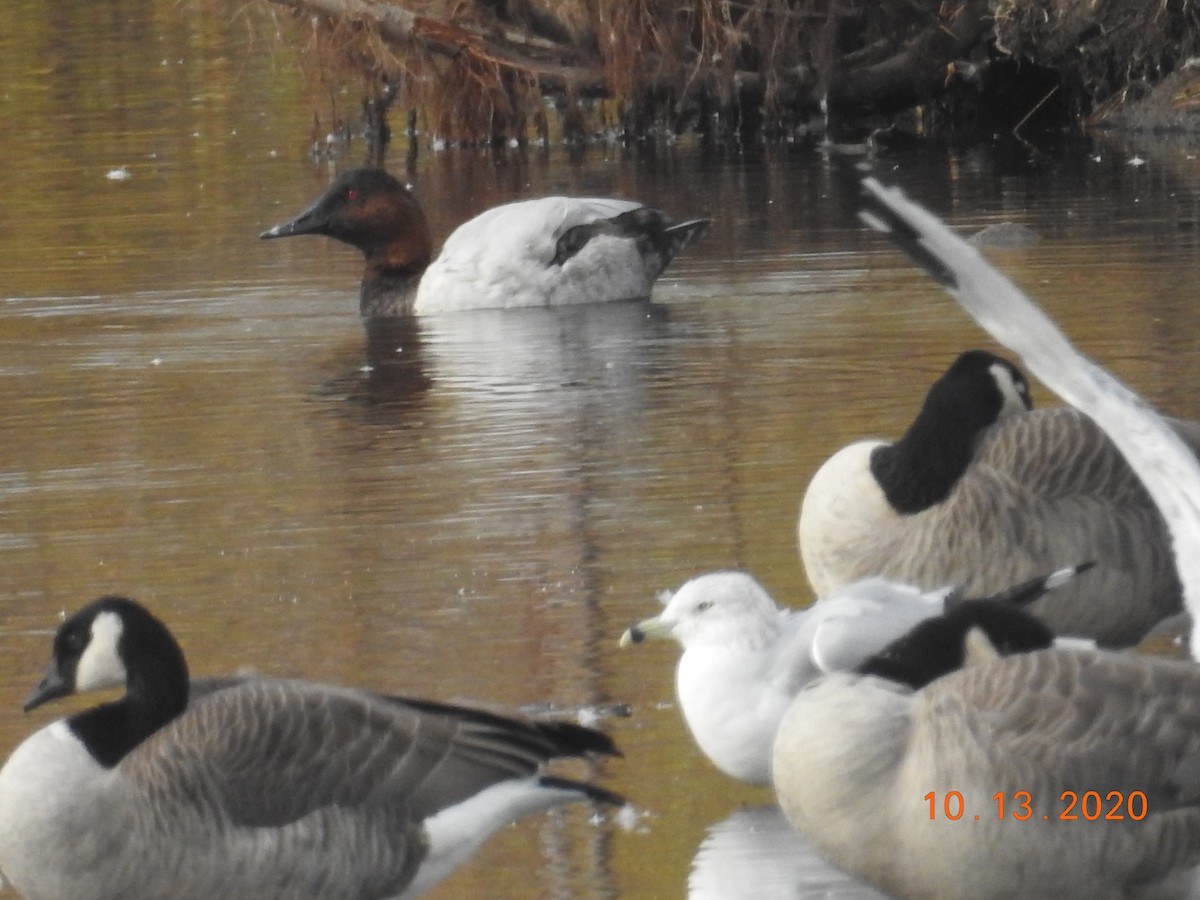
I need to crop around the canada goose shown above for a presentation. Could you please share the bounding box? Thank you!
[619,565,1088,785]
[772,599,1200,900]
[260,168,709,316]
[0,596,623,900]
[771,179,1200,899]
[857,176,1200,641]
[798,344,1200,647]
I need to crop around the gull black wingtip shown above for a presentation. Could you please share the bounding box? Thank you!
[858,177,961,290]
[945,562,1097,611]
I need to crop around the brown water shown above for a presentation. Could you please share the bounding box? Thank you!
[4,2,1200,898]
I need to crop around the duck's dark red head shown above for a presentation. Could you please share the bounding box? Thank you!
[261,168,434,273]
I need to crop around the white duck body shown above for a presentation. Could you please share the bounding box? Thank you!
[415,197,669,313]
[773,645,1200,900]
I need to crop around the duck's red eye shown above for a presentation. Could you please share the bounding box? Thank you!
[347,189,358,201]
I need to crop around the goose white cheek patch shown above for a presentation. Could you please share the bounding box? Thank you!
[75,611,128,693]
[989,362,1029,414]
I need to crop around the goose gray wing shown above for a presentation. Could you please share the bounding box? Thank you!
[923,649,1200,812]
[133,679,614,829]
[902,649,1200,893]
[977,409,1200,512]
[976,408,1164,503]
[947,409,1182,640]
[378,694,619,820]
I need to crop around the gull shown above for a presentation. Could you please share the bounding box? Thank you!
[620,565,1088,784]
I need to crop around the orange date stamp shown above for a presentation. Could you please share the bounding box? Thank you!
[924,790,1147,822]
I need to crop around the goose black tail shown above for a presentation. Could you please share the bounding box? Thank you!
[538,775,625,807]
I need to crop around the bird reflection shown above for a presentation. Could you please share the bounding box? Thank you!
[325,299,673,417]
[362,316,432,400]
[689,806,888,899]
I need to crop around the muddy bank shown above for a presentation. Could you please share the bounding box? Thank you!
[254,0,1200,145]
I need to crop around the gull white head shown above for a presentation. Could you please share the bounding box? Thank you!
[620,572,783,652]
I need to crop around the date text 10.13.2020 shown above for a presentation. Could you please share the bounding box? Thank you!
[924,790,1147,821]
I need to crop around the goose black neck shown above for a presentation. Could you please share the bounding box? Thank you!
[870,368,1004,514]
[857,600,1054,690]
[70,622,190,768]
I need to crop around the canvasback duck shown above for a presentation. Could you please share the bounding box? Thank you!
[619,565,1088,785]
[0,596,623,900]
[798,347,1200,647]
[261,168,710,316]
